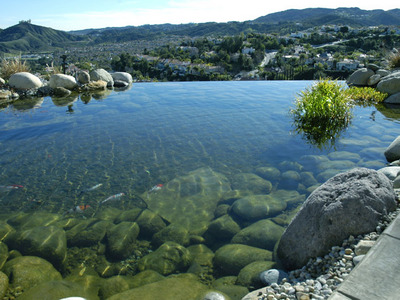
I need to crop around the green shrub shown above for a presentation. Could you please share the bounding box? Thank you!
[345,86,388,105]
[389,51,400,69]
[291,79,353,149]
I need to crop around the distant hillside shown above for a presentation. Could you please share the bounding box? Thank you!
[253,7,400,26]
[0,22,88,53]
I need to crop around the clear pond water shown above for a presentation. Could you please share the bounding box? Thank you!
[0,81,399,296]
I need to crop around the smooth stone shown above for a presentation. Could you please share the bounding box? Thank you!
[9,72,42,89]
[355,240,376,256]
[106,222,140,260]
[6,212,60,230]
[384,91,400,104]
[98,276,130,299]
[49,74,77,90]
[231,219,284,250]
[377,71,400,95]
[300,172,318,187]
[214,244,272,275]
[0,242,8,270]
[378,166,400,180]
[90,69,114,87]
[77,70,90,84]
[113,80,129,88]
[152,223,190,247]
[394,175,400,188]
[231,195,287,221]
[237,261,276,288]
[137,241,192,275]
[347,68,375,86]
[367,74,381,86]
[112,72,133,84]
[259,269,289,285]
[353,255,365,266]
[205,215,241,241]
[376,69,390,77]
[3,256,62,290]
[328,151,361,162]
[214,204,230,218]
[201,291,228,300]
[384,136,400,162]
[68,220,112,247]
[231,173,272,194]
[270,190,305,207]
[279,170,301,189]
[255,167,281,182]
[53,86,72,97]
[0,271,8,299]
[211,284,248,300]
[134,209,167,239]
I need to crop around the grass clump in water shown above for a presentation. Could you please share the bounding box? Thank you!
[291,79,353,149]
[345,86,388,105]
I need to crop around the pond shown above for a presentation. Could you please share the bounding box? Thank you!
[0,81,399,298]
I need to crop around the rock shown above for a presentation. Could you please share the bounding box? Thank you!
[277,168,396,270]
[218,190,254,206]
[378,166,400,180]
[137,241,192,275]
[255,166,281,182]
[187,244,214,269]
[211,284,248,300]
[205,215,241,241]
[328,151,361,162]
[53,87,72,98]
[214,204,230,217]
[355,240,376,256]
[300,172,318,187]
[152,223,190,247]
[259,269,289,285]
[68,220,111,247]
[10,225,67,270]
[366,64,380,72]
[231,219,284,250]
[353,255,365,266]
[9,72,42,89]
[114,80,129,88]
[16,280,99,300]
[214,244,272,275]
[347,68,375,86]
[99,276,130,299]
[384,136,400,162]
[0,77,5,85]
[106,276,208,300]
[135,209,166,239]
[394,175,400,188]
[278,161,303,172]
[6,212,60,230]
[86,80,107,91]
[112,72,133,84]
[279,170,301,189]
[384,92,400,104]
[0,90,11,99]
[3,256,62,290]
[144,167,231,233]
[230,195,287,222]
[377,71,400,95]
[237,261,276,288]
[231,173,272,194]
[0,271,8,299]
[376,69,390,77]
[129,270,165,288]
[77,71,90,84]
[367,74,381,86]
[201,291,229,300]
[49,74,77,90]
[0,242,8,270]
[90,69,114,87]
[0,222,15,242]
[106,222,140,260]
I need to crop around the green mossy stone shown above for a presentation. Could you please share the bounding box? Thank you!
[135,209,167,239]
[218,190,255,206]
[144,167,231,233]
[255,166,281,182]
[269,190,305,207]
[236,260,276,288]
[106,222,140,260]
[279,170,301,189]
[54,218,82,230]
[3,256,62,290]
[231,173,272,194]
[0,242,8,270]
[137,241,192,275]
[214,244,272,275]
[10,225,67,270]
[99,275,131,299]
[231,195,287,221]
[205,215,241,240]
[65,274,104,296]
[94,207,124,222]
[6,212,60,230]
[152,223,190,247]
[187,244,214,266]
[0,222,15,242]
[0,271,8,299]
[114,208,143,223]
[214,204,230,217]
[107,276,209,300]
[231,219,284,251]
[213,276,237,287]
[16,280,99,300]
[213,284,249,300]
[300,172,318,187]
[69,220,112,247]
[197,290,232,300]
[128,270,165,288]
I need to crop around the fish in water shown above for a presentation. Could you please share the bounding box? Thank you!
[0,184,24,190]
[65,204,91,215]
[148,184,163,193]
[79,183,103,195]
[101,193,125,205]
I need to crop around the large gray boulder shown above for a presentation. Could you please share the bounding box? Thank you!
[384,136,400,162]
[277,168,396,270]
[377,71,400,95]
[112,72,133,84]
[49,74,77,90]
[384,92,400,104]
[347,68,375,86]
[90,69,114,87]
[9,72,42,89]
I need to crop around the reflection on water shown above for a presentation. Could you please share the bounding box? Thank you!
[0,81,398,297]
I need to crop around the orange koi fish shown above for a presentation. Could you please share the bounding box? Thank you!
[65,204,91,215]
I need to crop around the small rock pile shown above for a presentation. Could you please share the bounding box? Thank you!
[243,189,400,300]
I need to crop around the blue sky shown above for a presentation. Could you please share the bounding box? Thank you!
[1,0,399,31]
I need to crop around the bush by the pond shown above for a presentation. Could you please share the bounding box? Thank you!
[345,86,388,104]
[0,58,30,80]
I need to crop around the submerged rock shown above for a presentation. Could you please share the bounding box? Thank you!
[0,271,8,299]
[128,269,165,288]
[384,135,400,162]
[277,168,396,270]
[106,222,140,260]
[152,223,190,247]
[205,215,241,241]
[137,241,192,275]
[237,261,276,288]
[214,244,272,275]
[3,256,62,290]
[231,173,272,194]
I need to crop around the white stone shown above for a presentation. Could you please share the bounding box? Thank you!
[90,69,114,87]
[0,77,5,85]
[49,74,77,90]
[378,166,400,180]
[355,240,375,256]
[9,72,42,89]
[377,71,400,95]
[112,72,133,84]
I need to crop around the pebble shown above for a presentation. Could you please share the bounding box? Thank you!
[249,190,400,300]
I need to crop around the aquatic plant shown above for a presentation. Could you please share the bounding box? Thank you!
[291,79,353,149]
[345,86,388,105]
[0,57,30,80]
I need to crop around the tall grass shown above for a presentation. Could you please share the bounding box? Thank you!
[0,57,30,80]
[388,50,400,69]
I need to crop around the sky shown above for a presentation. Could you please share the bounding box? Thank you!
[1,0,399,31]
